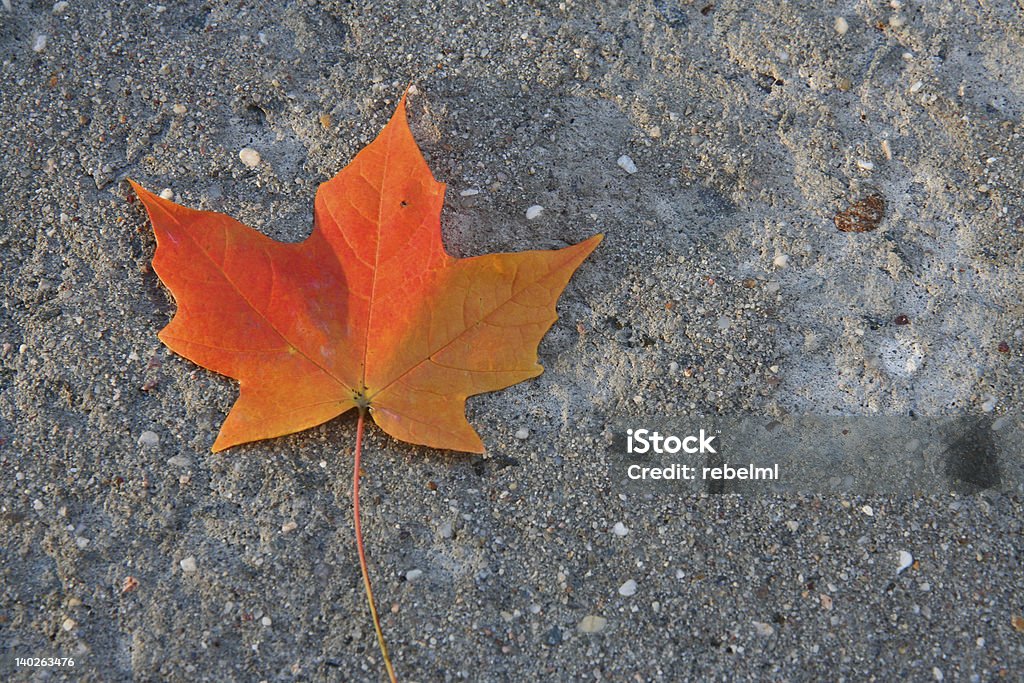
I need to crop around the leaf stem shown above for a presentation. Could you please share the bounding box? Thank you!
[353,408,397,683]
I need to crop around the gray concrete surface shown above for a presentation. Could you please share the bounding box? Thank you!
[1,1,1022,681]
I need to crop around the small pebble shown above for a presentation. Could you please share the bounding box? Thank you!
[62,618,76,632]
[438,521,453,539]
[752,620,775,636]
[281,521,298,534]
[910,80,924,94]
[834,16,849,35]
[405,569,423,581]
[167,455,192,468]
[172,104,187,115]
[525,205,544,220]
[856,159,875,171]
[180,556,197,573]
[617,155,637,174]
[261,616,272,626]
[889,14,905,28]
[981,396,997,413]
[544,626,562,646]
[459,188,480,197]
[773,254,790,268]
[612,522,629,537]
[159,188,174,200]
[668,361,679,373]
[897,550,913,574]
[239,147,261,168]
[33,34,48,53]
[514,428,530,440]
[861,505,874,516]
[785,520,799,532]
[53,1,69,14]
[578,615,607,633]
[618,579,638,597]
[33,499,44,511]
[138,431,160,447]
[932,667,943,681]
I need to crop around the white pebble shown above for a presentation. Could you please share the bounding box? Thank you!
[53,1,69,14]
[281,521,298,534]
[577,615,607,633]
[618,579,638,596]
[861,505,874,516]
[896,550,913,574]
[752,620,775,636]
[514,428,530,440]
[785,520,800,532]
[62,618,76,632]
[33,34,48,53]
[172,103,187,115]
[617,155,637,174]
[716,316,731,331]
[33,499,44,511]
[261,616,272,626]
[238,147,261,168]
[525,205,544,220]
[459,188,480,197]
[167,455,192,468]
[981,396,997,412]
[159,188,174,200]
[138,430,160,447]
[405,569,423,581]
[612,522,629,537]
[668,361,679,373]
[438,521,453,539]
[889,14,905,28]
[834,17,849,35]
[180,556,197,573]
[856,159,875,171]
[910,80,924,93]
[772,254,790,269]
[932,667,943,681]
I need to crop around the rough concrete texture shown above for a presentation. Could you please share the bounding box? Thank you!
[1,1,1022,681]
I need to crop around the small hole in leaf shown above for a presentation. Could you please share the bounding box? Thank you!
[400,200,408,207]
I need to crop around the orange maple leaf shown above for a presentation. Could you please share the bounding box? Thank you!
[130,94,600,454]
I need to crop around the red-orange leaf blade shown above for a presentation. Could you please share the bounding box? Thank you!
[133,93,600,454]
